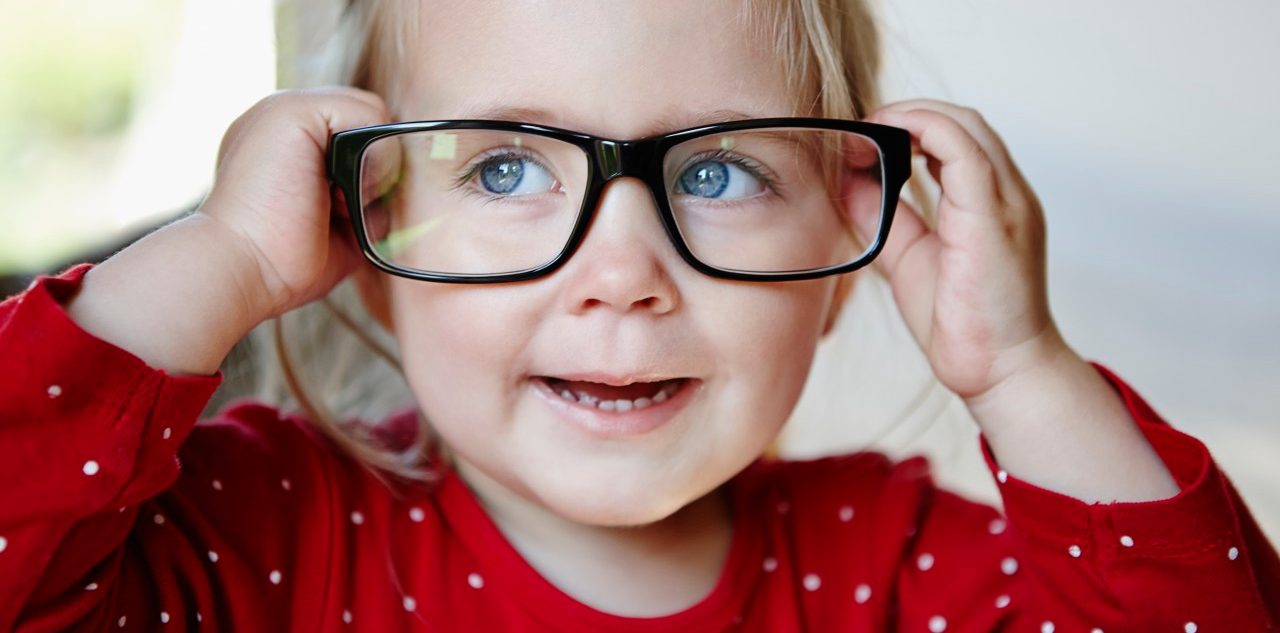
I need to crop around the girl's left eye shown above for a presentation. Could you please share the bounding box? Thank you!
[476,154,558,196]
[676,159,766,200]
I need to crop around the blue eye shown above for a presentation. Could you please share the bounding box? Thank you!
[477,155,557,196]
[677,159,765,199]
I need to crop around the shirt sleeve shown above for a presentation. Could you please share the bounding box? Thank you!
[898,360,1280,631]
[0,264,221,630]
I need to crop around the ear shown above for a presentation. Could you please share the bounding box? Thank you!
[353,264,395,331]
[821,272,858,337]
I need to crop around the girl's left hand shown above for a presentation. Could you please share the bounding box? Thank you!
[856,99,1072,405]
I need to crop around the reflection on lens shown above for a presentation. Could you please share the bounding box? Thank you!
[359,130,588,275]
[374,216,444,260]
[663,128,884,273]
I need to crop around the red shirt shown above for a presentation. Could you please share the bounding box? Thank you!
[1,263,1277,632]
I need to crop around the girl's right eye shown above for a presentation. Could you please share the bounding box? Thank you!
[472,153,559,196]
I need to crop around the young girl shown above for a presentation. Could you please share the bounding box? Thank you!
[2,0,1276,630]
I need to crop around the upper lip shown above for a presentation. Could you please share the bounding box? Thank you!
[535,372,692,387]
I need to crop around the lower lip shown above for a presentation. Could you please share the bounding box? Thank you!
[529,377,699,438]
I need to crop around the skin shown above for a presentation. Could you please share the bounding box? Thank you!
[354,1,847,615]
[352,2,1181,614]
[63,0,1180,619]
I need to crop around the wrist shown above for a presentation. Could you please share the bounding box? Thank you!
[185,209,283,321]
[64,215,270,376]
[961,329,1079,433]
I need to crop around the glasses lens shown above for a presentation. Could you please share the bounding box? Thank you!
[358,129,589,275]
[663,127,885,273]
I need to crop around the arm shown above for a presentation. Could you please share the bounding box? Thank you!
[964,347,1181,504]
[0,87,392,630]
[0,264,222,630]
[887,362,1278,631]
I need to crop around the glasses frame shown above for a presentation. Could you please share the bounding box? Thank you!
[327,117,911,283]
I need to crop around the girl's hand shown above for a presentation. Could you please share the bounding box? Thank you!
[857,99,1180,502]
[856,99,1066,405]
[197,86,391,320]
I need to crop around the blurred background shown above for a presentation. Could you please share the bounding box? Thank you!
[1,0,1276,542]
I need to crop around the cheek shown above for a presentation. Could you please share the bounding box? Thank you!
[697,280,834,425]
[387,283,541,430]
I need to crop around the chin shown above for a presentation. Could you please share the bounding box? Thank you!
[535,470,707,528]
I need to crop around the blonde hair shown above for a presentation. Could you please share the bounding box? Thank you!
[244,0,937,486]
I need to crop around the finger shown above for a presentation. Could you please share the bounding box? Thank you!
[864,193,932,285]
[869,108,1005,220]
[871,99,1028,194]
[870,196,939,347]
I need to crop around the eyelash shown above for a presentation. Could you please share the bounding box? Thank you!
[678,149,780,195]
[447,146,781,199]
[450,147,554,198]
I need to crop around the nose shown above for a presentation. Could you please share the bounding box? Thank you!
[557,177,680,316]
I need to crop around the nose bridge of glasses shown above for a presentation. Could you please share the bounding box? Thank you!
[593,139,657,182]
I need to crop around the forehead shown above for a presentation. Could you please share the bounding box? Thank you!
[395,1,799,139]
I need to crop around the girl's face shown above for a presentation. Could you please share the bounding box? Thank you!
[372,1,851,526]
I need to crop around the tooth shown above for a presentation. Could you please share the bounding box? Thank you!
[599,400,616,412]
[615,399,633,412]
[634,397,652,409]
[652,389,669,404]
[578,393,599,405]
[559,389,576,401]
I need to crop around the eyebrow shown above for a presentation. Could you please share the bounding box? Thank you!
[449,104,768,139]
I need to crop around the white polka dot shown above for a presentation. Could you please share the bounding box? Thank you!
[1091,628,1105,633]
[854,583,871,604]
[777,500,790,514]
[342,609,353,624]
[281,478,292,491]
[117,615,127,627]
[468,572,484,589]
[802,573,821,591]
[85,582,99,591]
[350,511,364,525]
[1185,623,1197,633]
[269,570,282,585]
[838,505,854,522]
[1119,535,1134,547]
[207,550,219,563]
[996,469,1009,483]
[153,514,165,525]
[1001,556,1019,575]
[0,536,7,552]
[83,460,100,476]
[928,615,947,632]
[402,596,416,612]
[995,594,1011,609]
[1229,546,1239,560]
[1068,544,1082,558]
[988,517,1007,535]
[409,507,425,522]
[1041,622,1055,633]
[917,552,935,571]
[160,611,170,623]
[211,479,223,491]
[196,612,202,623]
[162,427,172,440]
[763,557,778,572]
[47,384,62,398]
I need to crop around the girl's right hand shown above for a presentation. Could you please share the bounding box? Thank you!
[196,87,391,320]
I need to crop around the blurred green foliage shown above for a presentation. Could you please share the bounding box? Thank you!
[0,0,178,273]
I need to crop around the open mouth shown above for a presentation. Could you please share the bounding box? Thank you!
[533,376,690,412]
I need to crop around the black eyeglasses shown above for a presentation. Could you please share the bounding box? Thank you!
[327,117,910,283]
